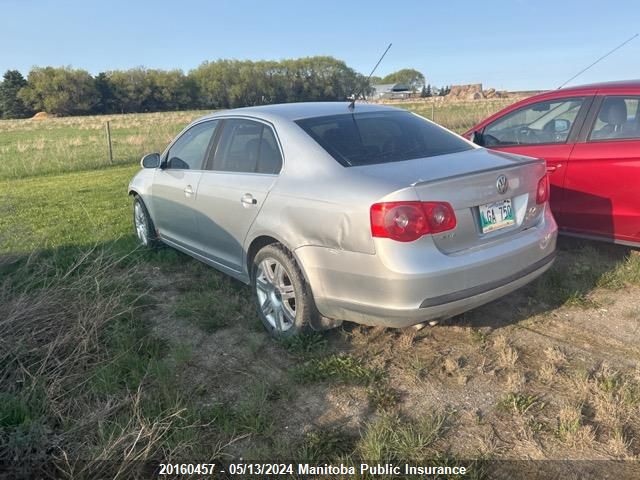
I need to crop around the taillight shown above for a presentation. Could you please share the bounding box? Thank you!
[370,201,456,242]
[536,174,550,204]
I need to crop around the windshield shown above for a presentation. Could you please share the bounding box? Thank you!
[295,111,473,166]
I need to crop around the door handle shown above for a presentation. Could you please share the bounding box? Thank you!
[241,193,258,207]
[547,164,562,173]
[184,185,194,197]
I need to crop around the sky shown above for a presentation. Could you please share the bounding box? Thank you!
[1,0,639,91]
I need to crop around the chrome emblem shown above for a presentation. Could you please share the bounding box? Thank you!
[496,174,509,194]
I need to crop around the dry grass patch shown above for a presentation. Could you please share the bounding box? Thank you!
[557,402,595,447]
[0,248,244,478]
[538,346,568,383]
[493,335,519,369]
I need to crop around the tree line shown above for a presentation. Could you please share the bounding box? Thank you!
[0,58,432,119]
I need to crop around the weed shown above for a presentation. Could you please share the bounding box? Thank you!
[279,332,328,356]
[357,411,449,462]
[367,383,400,411]
[298,428,355,462]
[557,402,591,444]
[293,354,383,385]
[406,354,429,379]
[470,329,489,347]
[498,393,545,415]
[206,383,274,436]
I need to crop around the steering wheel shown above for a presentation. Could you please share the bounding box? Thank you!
[515,126,535,144]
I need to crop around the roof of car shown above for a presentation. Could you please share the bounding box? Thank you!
[558,79,640,92]
[202,101,401,123]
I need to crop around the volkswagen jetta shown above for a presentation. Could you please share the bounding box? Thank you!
[129,102,557,337]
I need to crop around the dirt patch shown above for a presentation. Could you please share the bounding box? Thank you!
[32,111,50,120]
[140,240,640,472]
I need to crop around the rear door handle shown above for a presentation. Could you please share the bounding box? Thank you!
[241,193,257,207]
[184,185,194,197]
[547,164,561,173]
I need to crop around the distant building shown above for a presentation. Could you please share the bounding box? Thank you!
[369,83,412,100]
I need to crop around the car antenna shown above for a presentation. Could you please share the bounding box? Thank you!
[557,33,638,89]
[349,43,393,109]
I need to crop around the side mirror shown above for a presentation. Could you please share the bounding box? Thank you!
[469,131,484,146]
[141,152,161,169]
[552,119,570,133]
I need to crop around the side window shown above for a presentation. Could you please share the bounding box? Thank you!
[257,127,283,174]
[166,120,218,170]
[589,96,640,141]
[483,98,584,146]
[211,119,282,174]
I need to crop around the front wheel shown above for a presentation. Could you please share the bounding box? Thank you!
[252,244,314,338]
[132,196,158,248]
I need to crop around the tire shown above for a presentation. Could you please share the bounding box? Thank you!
[252,244,315,338]
[132,196,159,248]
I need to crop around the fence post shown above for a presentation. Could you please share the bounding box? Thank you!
[431,103,435,122]
[105,121,113,165]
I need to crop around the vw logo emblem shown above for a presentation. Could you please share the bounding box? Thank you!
[496,175,508,194]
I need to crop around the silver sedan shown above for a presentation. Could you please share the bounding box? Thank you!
[129,102,557,337]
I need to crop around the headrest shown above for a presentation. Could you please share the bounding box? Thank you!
[598,98,627,125]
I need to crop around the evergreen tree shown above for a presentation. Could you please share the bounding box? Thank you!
[0,70,32,118]
[420,84,432,98]
[93,72,116,114]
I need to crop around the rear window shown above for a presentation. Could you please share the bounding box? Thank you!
[295,111,472,166]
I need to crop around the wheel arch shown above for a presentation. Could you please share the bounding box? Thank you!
[245,234,312,288]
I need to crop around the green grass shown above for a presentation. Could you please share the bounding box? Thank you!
[357,411,449,462]
[498,392,545,415]
[0,111,207,180]
[207,382,277,436]
[530,241,640,308]
[0,165,138,255]
[293,353,383,384]
[2,104,640,476]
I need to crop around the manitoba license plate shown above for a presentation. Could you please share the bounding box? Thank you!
[479,199,514,233]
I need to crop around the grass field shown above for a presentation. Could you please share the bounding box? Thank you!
[2,100,640,478]
[0,111,206,180]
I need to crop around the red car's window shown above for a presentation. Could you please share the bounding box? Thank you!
[483,98,584,147]
[589,96,640,141]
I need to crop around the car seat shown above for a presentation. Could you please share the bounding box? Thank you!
[592,98,627,140]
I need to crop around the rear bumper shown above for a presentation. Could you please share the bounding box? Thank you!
[295,207,557,327]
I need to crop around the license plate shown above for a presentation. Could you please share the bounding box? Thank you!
[479,199,514,233]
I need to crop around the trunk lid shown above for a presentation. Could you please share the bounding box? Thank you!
[360,148,548,254]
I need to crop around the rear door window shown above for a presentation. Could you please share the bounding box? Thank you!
[209,119,283,174]
[295,111,472,166]
[589,96,640,141]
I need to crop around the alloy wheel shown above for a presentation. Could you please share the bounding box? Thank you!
[255,257,297,332]
[134,202,148,246]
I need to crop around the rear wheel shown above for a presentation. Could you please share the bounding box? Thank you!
[133,196,158,248]
[252,244,313,338]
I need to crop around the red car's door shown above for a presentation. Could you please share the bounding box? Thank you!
[488,144,573,222]
[562,95,640,244]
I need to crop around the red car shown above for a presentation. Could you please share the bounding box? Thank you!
[465,80,639,247]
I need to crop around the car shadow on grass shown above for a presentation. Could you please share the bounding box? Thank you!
[449,236,639,330]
